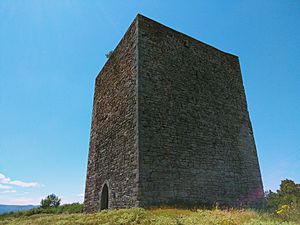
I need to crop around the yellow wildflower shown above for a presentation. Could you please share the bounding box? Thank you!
[276,209,284,215]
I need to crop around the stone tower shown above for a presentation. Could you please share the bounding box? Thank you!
[84,14,264,213]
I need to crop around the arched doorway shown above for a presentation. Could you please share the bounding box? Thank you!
[100,184,109,210]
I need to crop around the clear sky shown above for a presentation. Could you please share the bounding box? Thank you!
[0,1,299,205]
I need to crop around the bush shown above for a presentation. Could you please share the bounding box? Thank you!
[40,194,61,208]
[265,179,300,222]
[266,179,300,211]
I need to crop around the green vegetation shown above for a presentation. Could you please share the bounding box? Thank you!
[265,179,300,222]
[0,179,299,224]
[0,208,298,225]
[0,203,83,220]
[266,179,300,211]
[40,194,61,208]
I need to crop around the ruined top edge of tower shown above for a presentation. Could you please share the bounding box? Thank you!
[134,14,238,58]
[99,14,238,80]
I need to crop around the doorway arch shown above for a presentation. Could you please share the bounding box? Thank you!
[100,183,109,210]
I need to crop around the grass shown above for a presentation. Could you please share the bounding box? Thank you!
[0,207,299,225]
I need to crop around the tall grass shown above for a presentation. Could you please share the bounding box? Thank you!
[0,207,299,225]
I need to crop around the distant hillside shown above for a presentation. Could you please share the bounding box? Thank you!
[0,204,37,214]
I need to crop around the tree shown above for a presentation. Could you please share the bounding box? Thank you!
[266,179,300,211]
[278,179,300,197]
[40,194,61,208]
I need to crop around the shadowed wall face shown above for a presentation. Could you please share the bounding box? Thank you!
[84,19,139,213]
[137,16,264,207]
[84,15,264,212]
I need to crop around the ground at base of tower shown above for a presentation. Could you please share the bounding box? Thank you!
[1,207,299,225]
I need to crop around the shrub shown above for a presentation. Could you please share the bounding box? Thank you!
[265,179,300,222]
[266,179,300,210]
[40,194,61,208]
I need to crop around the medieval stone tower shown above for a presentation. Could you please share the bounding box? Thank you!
[84,14,264,213]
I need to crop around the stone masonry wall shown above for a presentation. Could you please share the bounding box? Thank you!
[84,18,139,213]
[84,14,264,212]
[137,15,264,207]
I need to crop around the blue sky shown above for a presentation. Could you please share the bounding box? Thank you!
[0,1,299,205]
